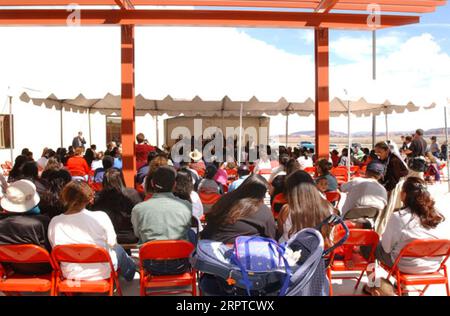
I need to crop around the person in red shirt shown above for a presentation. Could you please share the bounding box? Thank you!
[66,147,90,180]
[135,133,155,170]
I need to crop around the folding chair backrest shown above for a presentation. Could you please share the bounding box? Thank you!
[0,244,54,265]
[334,229,379,247]
[399,239,450,259]
[344,207,380,220]
[258,169,272,175]
[51,244,111,264]
[139,240,194,261]
[199,192,221,205]
[331,168,348,176]
[325,191,341,204]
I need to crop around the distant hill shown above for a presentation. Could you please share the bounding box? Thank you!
[281,128,450,138]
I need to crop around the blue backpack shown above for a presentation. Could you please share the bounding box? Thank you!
[230,236,291,296]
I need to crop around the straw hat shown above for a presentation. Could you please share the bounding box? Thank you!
[189,149,203,162]
[1,179,40,213]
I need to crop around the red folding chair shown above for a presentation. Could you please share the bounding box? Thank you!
[139,240,196,296]
[331,167,349,185]
[271,193,287,220]
[0,244,56,296]
[51,244,122,296]
[226,168,238,181]
[89,182,103,192]
[258,169,272,175]
[304,166,316,177]
[327,229,380,296]
[350,166,360,178]
[199,192,222,214]
[325,191,341,207]
[382,239,450,296]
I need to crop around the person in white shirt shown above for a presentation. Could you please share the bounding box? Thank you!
[48,181,136,282]
[361,177,446,279]
[253,151,272,174]
[268,154,289,184]
[297,149,314,170]
[340,160,388,219]
[90,151,104,171]
[36,148,49,170]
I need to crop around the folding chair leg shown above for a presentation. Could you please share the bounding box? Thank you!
[354,270,365,290]
[420,285,430,296]
[396,275,402,296]
[192,272,197,296]
[327,268,333,296]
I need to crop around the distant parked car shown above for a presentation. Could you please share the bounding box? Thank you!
[299,141,315,151]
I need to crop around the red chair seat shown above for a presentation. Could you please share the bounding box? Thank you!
[144,272,194,288]
[0,274,53,292]
[398,271,448,285]
[58,279,111,293]
[330,253,370,271]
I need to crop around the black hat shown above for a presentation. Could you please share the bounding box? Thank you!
[152,166,176,192]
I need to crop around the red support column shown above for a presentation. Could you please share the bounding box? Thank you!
[314,27,330,160]
[121,24,136,187]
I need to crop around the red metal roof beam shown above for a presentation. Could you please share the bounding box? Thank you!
[0,9,420,29]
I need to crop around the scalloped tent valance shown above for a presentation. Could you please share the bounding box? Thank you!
[17,90,437,118]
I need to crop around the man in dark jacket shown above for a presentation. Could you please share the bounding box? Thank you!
[404,129,428,179]
[72,131,86,149]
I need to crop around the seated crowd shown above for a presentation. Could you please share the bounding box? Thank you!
[0,132,448,296]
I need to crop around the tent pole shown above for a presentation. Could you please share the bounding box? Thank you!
[347,97,351,182]
[385,111,389,141]
[88,108,92,146]
[60,105,63,148]
[285,110,289,147]
[445,102,450,192]
[8,96,13,163]
[238,102,243,165]
[155,114,159,148]
[372,114,376,149]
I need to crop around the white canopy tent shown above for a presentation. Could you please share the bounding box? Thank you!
[12,89,437,168]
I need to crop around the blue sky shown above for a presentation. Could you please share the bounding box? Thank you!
[240,4,450,63]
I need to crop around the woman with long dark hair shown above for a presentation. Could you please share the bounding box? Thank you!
[38,168,72,218]
[277,170,332,242]
[363,177,446,275]
[201,174,276,243]
[91,168,142,244]
[7,155,28,183]
[173,168,203,222]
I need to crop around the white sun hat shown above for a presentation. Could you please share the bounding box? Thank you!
[189,149,203,162]
[1,179,40,213]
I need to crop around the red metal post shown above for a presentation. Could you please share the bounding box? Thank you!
[121,24,136,187]
[314,27,329,160]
